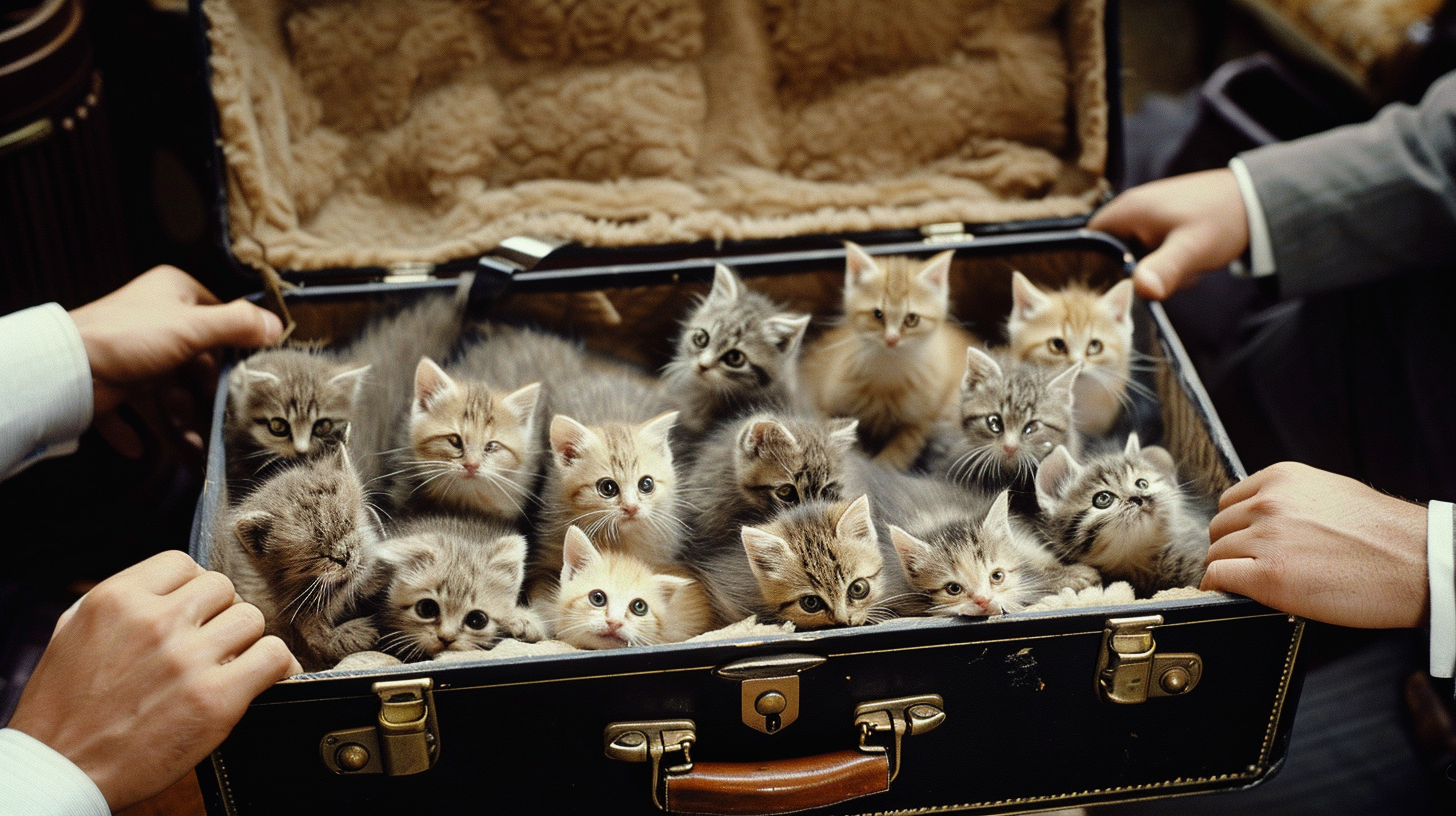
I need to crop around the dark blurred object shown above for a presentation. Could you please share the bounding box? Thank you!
[1390,0,1456,104]
[0,0,132,314]
[1404,670,1456,807]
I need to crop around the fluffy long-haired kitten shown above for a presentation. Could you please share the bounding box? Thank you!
[223,445,385,672]
[551,526,717,649]
[662,264,811,445]
[802,243,977,470]
[921,346,1079,494]
[1007,271,1135,437]
[1035,433,1210,597]
[224,347,369,493]
[373,514,544,661]
[890,490,1099,617]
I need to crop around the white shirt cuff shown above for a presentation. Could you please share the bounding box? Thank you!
[0,303,94,482]
[0,728,111,816]
[1227,157,1277,279]
[1428,500,1455,679]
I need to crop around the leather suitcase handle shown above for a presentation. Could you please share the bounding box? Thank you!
[664,750,890,816]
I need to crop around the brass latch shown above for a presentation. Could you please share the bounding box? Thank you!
[1096,615,1203,704]
[320,678,441,775]
[920,222,971,244]
[713,653,825,734]
[604,720,696,811]
[853,695,946,783]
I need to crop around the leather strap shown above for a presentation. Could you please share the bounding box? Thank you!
[664,749,890,815]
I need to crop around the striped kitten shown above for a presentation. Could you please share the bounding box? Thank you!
[1034,433,1210,598]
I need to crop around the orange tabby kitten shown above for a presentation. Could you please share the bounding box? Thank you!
[802,243,976,470]
[1006,271,1134,437]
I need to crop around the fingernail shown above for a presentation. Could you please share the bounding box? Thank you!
[261,309,283,342]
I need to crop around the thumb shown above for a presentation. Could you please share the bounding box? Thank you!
[1131,226,1215,301]
[189,300,284,351]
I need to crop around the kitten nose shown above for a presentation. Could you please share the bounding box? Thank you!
[1129,496,1144,506]
[621,502,639,518]
[1002,443,1019,457]
[696,362,710,374]
[605,619,623,633]
[884,333,900,347]
[462,462,479,477]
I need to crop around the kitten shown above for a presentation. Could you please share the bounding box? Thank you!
[222,445,386,672]
[1035,433,1210,598]
[551,526,717,650]
[1006,271,1134,437]
[802,243,977,470]
[372,514,544,662]
[920,346,1080,495]
[223,347,369,494]
[661,264,811,444]
[889,489,1100,617]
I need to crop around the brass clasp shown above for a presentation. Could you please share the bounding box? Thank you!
[604,720,697,811]
[714,653,825,734]
[1097,616,1203,704]
[853,695,945,783]
[320,678,441,775]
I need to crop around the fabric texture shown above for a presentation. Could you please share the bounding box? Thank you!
[1430,500,1455,678]
[202,0,1111,274]
[0,728,109,816]
[0,304,93,482]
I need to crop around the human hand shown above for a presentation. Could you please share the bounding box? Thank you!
[67,265,283,457]
[8,550,301,811]
[1202,462,1429,629]
[1087,168,1249,300]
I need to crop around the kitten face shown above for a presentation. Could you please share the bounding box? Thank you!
[742,494,887,629]
[843,243,954,351]
[549,411,681,548]
[669,263,810,407]
[890,492,1045,617]
[405,357,541,518]
[950,347,1078,486]
[374,517,529,660]
[553,526,693,649]
[227,349,368,475]
[735,416,860,514]
[1035,434,1182,572]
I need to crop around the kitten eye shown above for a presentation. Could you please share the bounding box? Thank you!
[414,599,440,620]
[990,569,1007,585]
[596,478,620,498]
[446,434,463,450]
[986,415,1004,434]
[267,418,289,437]
[1092,491,1115,509]
[1023,420,1042,435]
[1087,339,1104,355]
[1135,478,1149,490]
[872,308,884,322]
[691,329,709,348]
[944,582,963,595]
[903,313,920,328]
[464,610,489,630]
[313,418,333,436]
[721,349,746,368]
[629,598,650,616]
[847,578,870,600]
[638,476,655,494]
[774,484,799,503]
[589,590,608,607]
[798,595,826,613]
[1048,337,1068,355]
[484,440,502,454]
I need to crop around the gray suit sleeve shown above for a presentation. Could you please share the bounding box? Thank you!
[1238,70,1456,299]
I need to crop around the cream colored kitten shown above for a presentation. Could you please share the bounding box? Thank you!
[552,526,717,649]
[1006,271,1134,436]
[802,243,977,470]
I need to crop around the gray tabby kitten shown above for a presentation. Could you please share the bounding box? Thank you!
[920,346,1079,494]
[661,264,811,444]
[1035,433,1211,598]
[889,489,1100,617]
[220,445,386,672]
[373,514,545,661]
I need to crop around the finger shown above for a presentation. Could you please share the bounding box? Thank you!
[110,550,206,596]
[194,601,267,664]
[166,570,238,627]
[217,635,303,702]
[1207,500,1259,546]
[1217,468,1270,511]
[150,264,222,307]
[1130,226,1216,301]
[94,411,146,460]
[52,596,84,638]
[187,300,284,353]
[1200,556,1260,597]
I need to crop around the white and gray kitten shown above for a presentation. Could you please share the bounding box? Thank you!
[1035,433,1210,598]
[373,514,545,662]
[662,264,811,444]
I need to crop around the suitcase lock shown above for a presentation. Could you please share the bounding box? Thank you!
[319,678,440,775]
[1097,615,1203,704]
[713,653,825,734]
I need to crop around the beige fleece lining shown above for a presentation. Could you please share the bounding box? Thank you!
[204,0,1111,274]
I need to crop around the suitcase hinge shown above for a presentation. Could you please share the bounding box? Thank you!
[1096,615,1203,704]
[713,653,826,734]
[319,678,441,775]
[920,222,971,244]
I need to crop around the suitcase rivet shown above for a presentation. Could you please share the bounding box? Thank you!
[336,744,370,772]
[1159,667,1191,695]
[754,691,788,716]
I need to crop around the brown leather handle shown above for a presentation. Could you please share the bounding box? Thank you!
[663,749,890,815]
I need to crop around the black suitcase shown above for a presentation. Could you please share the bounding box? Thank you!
[187,1,1305,813]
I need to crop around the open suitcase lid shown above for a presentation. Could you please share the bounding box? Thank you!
[191,0,1125,285]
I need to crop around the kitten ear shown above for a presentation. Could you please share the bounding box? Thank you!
[1141,445,1180,481]
[502,382,542,426]
[1101,278,1135,327]
[917,249,955,293]
[655,574,696,605]
[763,312,811,354]
[1047,361,1081,404]
[640,411,680,452]
[835,494,877,547]
[963,346,1003,392]
[844,242,881,288]
[1035,446,1083,502]
[1123,432,1142,456]
[888,525,933,579]
[985,490,1012,537]
[741,419,797,460]
[489,534,530,595]
[828,418,860,450]
[233,510,274,555]
[562,525,601,583]
[330,363,371,393]
[707,263,743,304]
[550,415,596,466]
[742,526,795,582]
[413,357,456,412]
[1010,271,1050,320]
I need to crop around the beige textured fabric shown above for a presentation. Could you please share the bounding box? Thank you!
[204,0,1112,274]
